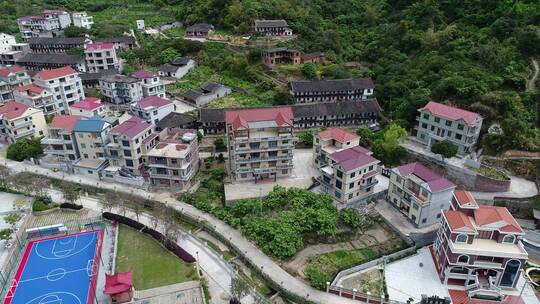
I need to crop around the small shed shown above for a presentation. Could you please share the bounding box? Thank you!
[104,270,134,303]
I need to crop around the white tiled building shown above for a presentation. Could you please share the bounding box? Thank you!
[0,101,48,143]
[0,66,32,103]
[33,66,85,115]
[72,12,94,29]
[99,74,143,104]
[130,96,174,125]
[13,83,55,115]
[17,10,71,41]
[132,70,165,98]
[0,33,16,53]
[85,42,122,73]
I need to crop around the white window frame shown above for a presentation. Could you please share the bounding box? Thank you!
[456,234,468,243]
[502,235,515,244]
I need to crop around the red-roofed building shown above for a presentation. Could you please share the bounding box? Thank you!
[17,10,70,41]
[106,116,156,175]
[415,101,483,155]
[225,107,294,182]
[130,96,174,124]
[314,128,359,167]
[0,101,48,143]
[42,114,85,162]
[131,70,166,99]
[69,97,105,117]
[387,162,456,228]
[104,270,134,303]
[0,66,31,103]
[34,66,85,116]
[84,42,122,73]
[434,190,528,300]
[13,83,54,113]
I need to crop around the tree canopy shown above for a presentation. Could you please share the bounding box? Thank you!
[6,138,43,162]
[431,140,458,158]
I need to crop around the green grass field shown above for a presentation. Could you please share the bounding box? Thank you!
[115,225,198,290]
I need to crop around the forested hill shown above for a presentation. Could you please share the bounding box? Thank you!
[1,0,539,152]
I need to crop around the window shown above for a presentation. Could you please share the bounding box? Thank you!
[434,117,440,123]
[349,182,354,189]
[335,180,342,189]
[502,235,515,244]
[422,218,427,223]
[456,234,468,243]
[334,191,341,198]
[455,134,462,140]
[457,255,469,264]
[457,124,464,130]
[348,193,353,199]
[423,113,429,119]
[350,172,355,178]
[282,169,288,174]
[436,213,441,219]
[421,188,429,197]
[421,123,428,129]
[336,170,343,179]
[445,120,452,127]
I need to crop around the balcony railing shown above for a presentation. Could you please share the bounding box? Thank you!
[473,260,503,269]
[235,134,292,143]
[235,154,293,164]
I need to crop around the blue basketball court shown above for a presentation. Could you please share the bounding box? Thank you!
[4,231,102,304]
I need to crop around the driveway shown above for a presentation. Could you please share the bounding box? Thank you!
[172,99,196,113]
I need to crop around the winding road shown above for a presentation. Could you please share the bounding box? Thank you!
[526,58,539,92]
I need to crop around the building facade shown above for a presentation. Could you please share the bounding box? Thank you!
[41,114,84,163]
[69,97,105,117]
[157,57,195,79]
[289,78,375,104]
[28,37,88,53]
[33,66,85,116]
[226,107,294,182]
[132,70,165,98]
[16,53,86,72]
[17,10,71,41]
[415,101,483,156]
[0,43,30,67]
[72,116,111,176]
[85,42,122,73]
[0,66,32,103]
[130,96,174,125]
[262,48,301,68]
[146,128,199,192]
[72,12,94,29]
[0,101,48,143]
[0,33,16,53]
[313,128,359,168]
[433,190,528,300]
[13,83,55,114]
[185,23,214,38]
[387,162,456,228]
[99,74,143,104]
[254,20,292,36]
[95,37,136,50]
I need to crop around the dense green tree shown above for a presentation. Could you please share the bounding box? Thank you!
[372,124,407,165]
[356,126,375,147]
[214,137,227,151]
[301,63,317,79]
[6,138,43,162]
[63,25,90,37]
[298,130,314,147]
[431,140,458,158]
[339,208,361,230]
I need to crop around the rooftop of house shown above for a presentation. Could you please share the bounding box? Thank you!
[100,74,139,83]
[264,47,298,53]
[394,162,455,193]
[156,112,196,130]
[444,203,523,234]
[0,66,26,78]
[79,69,118,81]
[454,189,479,209]
[28,37,87,45]
[0,101,30,120]
[182,82,227,100]
[225,107,293,131]
[158,63,179,73]
[318,128,358,143]
[186,23,214,32]
[255,19,289,28]
[73,116,109,133]
[135,96,172,110]
[330,146,378,171]
[289,78,375,93]
[15,83,45,95]
[35,66,77,81]
[71,97,102,110]
[420,101,481,126]
[17,53,84,65]
[110,116,151,139]
[85,42,114,51]
[95,36,134,44]
[48,114,85,132]
[171,57,191,66]
[146,142,189,158]
[131,70,155,79]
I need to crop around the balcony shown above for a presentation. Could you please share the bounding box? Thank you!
[359,179,379,190]
[41,137,64,145]
[14,129,35,138]
[473,260,503,269]
[235,133,292,144]
[235,153,293,164]
[236,145,292,153]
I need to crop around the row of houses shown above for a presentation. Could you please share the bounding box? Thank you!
[185,19,293,39]
[17,10,93,40]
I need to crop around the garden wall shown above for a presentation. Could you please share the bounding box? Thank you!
[474,174,511,192]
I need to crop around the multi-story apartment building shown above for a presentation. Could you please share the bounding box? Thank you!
[0,66,32,103]
[415,101,483,156]
[33,66,85,115]
[0,33,16,53]
[313,128,360,167]
[254,20,292,36]
[79,69,118,91]
[225,107,294,182]
[28,37,88,54]
[433,190,528,300]
[72,12,93,29]
[13,83,54,114]
[106,116,155,175]
[99,74,143,104]
[69,97,105,117]
[0,101,47,143]
[262,48,301,68]
[132,70,165,98]
[387,162,456,228]
[72,116,111,176]
[17,10,71,41]
[16,53,86,72]
[157,57,196,79]
[289,79,375,104]
[41,114,84,162]
[146,128,199,191]
[85,42,122,73]
[130,96,174,125]
[0,43,30,67]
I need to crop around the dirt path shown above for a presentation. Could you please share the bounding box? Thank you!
[526,58,539,92]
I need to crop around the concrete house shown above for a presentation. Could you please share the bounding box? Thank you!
[185,23,214,38]
[132,70,165,98]
[85,42,122,73]
[72,116,111,176]
[0,33,17,53]
[130,96,174,125]
[69,97,106,118]
[182,82,231,107]
[0,101,48,144]
[33,66,85,116]
[0,66,32,103]
[42,114,84,163]
[157,57,195,79]
[72,12,94,29]
[99,74,143,104]
[13,84,54,114]
[28,37,88,54]
[262,48,301,68]
[16,53,86,72]
[17,10,71,41]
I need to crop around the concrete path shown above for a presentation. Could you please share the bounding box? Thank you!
[526,58,539,92]
[470,175,538,201]
[2,157,361,304]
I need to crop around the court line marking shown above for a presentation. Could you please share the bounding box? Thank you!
[17,266,95,284]
[34,233,96,260]
[24,291,82,304]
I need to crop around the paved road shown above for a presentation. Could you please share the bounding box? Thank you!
[2,158,361,303]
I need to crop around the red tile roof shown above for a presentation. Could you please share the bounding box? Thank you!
[331,146,378,171]
[0,66,25,78]
[454,190,478,208]
[132,70,155,79]
[448,289,526,304]
[85,42,114,51]
[474,206,522,233]
[395,162,455,192]
[0,102,29,120]
[136,96,172,109]
[48,115,84,132]
[110,116,152,139]
[444,210,475,231]
[225,107,293,131]
[421,101,480,126]
[35,66,76,80]
[16,83,44,95]
[71,97,102,110]
[318,128,358,143]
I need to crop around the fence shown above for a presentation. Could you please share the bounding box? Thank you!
[327,285,402,304]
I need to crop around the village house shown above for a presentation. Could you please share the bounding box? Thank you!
[16,53,86,72]
[226,107,294,182]
[79,69,118,91]
[313,128,360,168]
[28,37,89,54]
[155,112,197,132]
[415,101,483,156]
[254,20,293,36]
[85,42,122,73]
[262,48,301,68]
[185,23,215,38]
[301,52,325,64]
[0,43,31,67]
[182,82,231,107]
[72,12,94,29]
[157,57,196,79]
[433,190,528,301]
[0,66,32,103]
[72,116,111,177]
[289,78,375,103]
[13,84,54,114]
[0,33,16,53]
[41,114,84,163]
[130,96,174,125]
[0,101,48,144]
[95,37,136,50]
[132,70,165,98]
[33,66,85,115]
[146,128,199,192]
[387,162,456,228]
[17,10,71,40]
[99,74,143,104]
[69,97,106,117]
